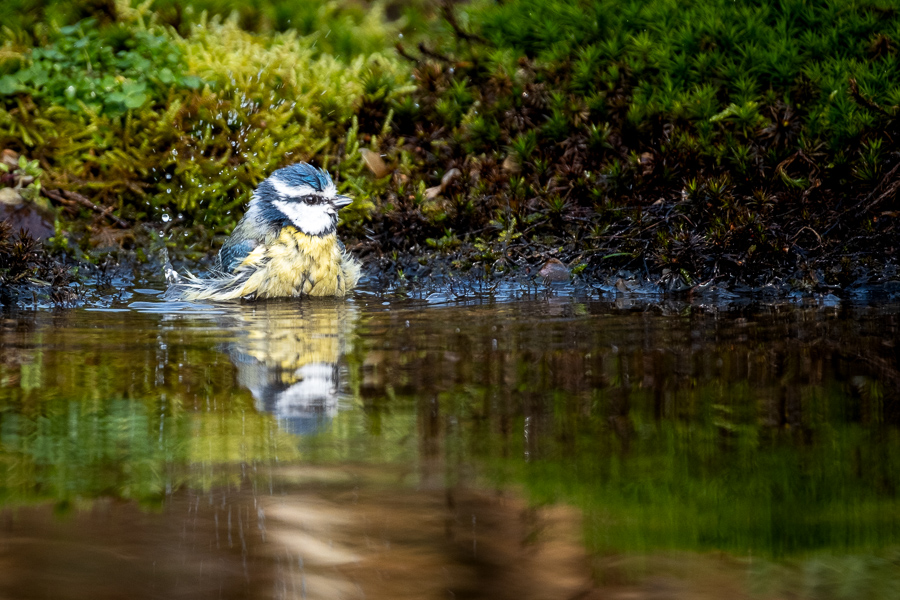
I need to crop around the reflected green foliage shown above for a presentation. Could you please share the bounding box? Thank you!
[1,399,184,504]
[504,385,900,556]
[306,303,900,562]
[751,552,900,600]
[0,312,301,504]
[0,395,299,504]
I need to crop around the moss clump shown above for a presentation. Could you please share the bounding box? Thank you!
[0,1,412,247]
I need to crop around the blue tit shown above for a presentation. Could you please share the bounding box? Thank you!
[174,162,361,301]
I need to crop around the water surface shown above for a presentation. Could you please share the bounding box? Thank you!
[1,293,899,599]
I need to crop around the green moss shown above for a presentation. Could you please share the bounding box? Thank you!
[0,4,411,240]
[339,0,900,287]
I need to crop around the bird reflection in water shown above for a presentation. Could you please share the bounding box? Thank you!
[219,300,358,435]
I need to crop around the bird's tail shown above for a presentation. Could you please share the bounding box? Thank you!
[165,268,255,302]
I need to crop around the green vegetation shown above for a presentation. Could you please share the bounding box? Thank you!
[0,312,301,504]
[0,21,202,117]
[0,398,301,504]
[317,308,900,560]
[354,0,900,288]
[1,0,899,299]
[0,1,410,236]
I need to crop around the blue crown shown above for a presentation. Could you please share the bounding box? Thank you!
[272,162,334,192]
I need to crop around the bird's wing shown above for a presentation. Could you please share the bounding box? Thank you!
[219,238,260,273]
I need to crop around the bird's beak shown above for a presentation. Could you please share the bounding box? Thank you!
[332,195,353,209]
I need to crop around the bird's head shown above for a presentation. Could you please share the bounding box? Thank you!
[251,162,352,236]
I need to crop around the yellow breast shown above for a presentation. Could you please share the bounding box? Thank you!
[235,227,360,299]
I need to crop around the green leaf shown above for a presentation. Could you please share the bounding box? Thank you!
[121,81,147,95]
[105,92,127,104]
[124,93,147,109]
[180,75,202,90]
[0,75,20,95]
[601,252,635,260]
[24,65,50,87]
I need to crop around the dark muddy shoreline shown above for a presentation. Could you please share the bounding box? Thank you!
[2,226,898,311]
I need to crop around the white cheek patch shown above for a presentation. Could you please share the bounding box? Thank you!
[273,200,335,235]
[271,177,338,199]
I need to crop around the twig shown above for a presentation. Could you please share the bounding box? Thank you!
[848,78,897,118]
[858,160,900,215]
[417,42,453,63]
[791,225,823,245]
[822,159,900,239]
[394,42,420,64]
[42,188,129,228]
[441,1,488,44]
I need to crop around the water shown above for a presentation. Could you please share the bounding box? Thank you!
[1,291,899,599]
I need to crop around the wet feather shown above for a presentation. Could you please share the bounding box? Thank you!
[169,163,361,301]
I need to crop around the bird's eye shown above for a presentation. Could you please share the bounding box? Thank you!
[301,195,318,205]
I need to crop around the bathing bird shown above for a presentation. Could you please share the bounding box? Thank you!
[172,162,361,301]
